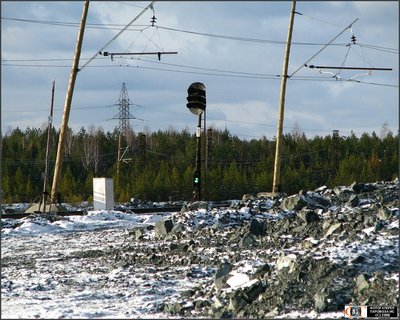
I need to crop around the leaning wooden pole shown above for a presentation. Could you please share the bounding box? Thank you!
[39,80,55,212]
[51,1,89,204]
[272,0,296,194]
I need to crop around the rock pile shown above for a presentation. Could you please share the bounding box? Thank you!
[113,179,399,318]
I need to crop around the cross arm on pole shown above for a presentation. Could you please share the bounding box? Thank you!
[306,65,392,71]
[79,0,157,71]
[102,51,178,61]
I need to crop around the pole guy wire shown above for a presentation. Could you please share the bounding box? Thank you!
[79,1,156,71]
[289,18,359,78]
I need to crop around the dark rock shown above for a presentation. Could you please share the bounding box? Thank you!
[333,187,354,202]
[325,223,342,237]
[305,193,332,208]
[351,182,377,193]
[214,309,232,319]
[373,221,384,232]
[377,207,392,221]
[355,274,370,293]
[314,292,328,311]
[363,213,376,227]
[297,210,320,224]
[292,224,307,233]
[239,232,255,248]
[353,272,398,306]
[171,223,185,234]
[218,214,232,225]
[155,219,174,238]
[248,219,265,236]
[215,262,233,290]
[245,256,355,315]
[242,280,264,302]
[229,291,248,312]
[351,255,366,264]
[165,223,186,240]
[181,289,196,297]
[164,302,184,315]
[348,194,360,206]
[134,227,145,240]
[385,227,399,236]
[252,263,270,279]
[281,194,308,211]
[194,299,210,310]
[351,182,363,193]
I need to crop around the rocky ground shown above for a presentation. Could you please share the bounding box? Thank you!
[115,179,399,318]
[1,179,399,318]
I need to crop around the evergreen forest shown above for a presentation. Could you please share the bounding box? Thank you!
[1,126,398,204]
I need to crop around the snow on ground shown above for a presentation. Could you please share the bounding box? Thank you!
[1,195,398,319]
[2,210,185,319]
[2,210,170,236]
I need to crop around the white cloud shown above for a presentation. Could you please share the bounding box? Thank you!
[207,100,277,138]
[1,1,398,139]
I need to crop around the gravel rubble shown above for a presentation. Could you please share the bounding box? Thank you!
[1,179,399,318]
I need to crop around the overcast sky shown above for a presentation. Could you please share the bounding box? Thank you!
[2,1,398,140]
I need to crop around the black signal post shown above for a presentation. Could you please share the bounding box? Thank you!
[186,82,206,201]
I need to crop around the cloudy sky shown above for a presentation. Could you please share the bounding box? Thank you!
[2,1,398,140]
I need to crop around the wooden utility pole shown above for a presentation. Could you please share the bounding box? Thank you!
[39,81,55,212]
[193,113,202,201]
[51,1,89,204]
[0,83,2,214]
[117,133,122,189]
[203,108,207,201]
[272,0,296,194]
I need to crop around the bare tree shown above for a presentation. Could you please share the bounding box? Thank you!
[290,121,305,142]
[92,129,101,175]
[125,127,135,149]
[379,122,392,140]
[82,126,102,174]
[82,130,91,172]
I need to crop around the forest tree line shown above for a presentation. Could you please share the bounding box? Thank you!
[1,125,398,204]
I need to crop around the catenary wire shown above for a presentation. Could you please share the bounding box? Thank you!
[2,16,397,53]
[294,11,343,28]
[79,1,156,71]
[2,61,396,87]
[289,18,359,78]
[0,16,365,48]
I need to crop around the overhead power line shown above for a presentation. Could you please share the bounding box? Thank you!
[294,11,343,28]
[2,61,397,87]
[2,16,397,53]
[289,18,360,78]
[1,16,149,31]
[155,25,349,46]
[79,1,156,71]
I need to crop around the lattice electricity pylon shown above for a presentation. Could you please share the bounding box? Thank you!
[111,82,137,136]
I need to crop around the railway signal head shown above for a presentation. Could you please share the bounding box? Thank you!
[193,170,200,188]
[187,82,206,115]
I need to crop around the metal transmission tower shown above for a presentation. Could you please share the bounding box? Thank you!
[114,82,135,135]
[113,83,136,190]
